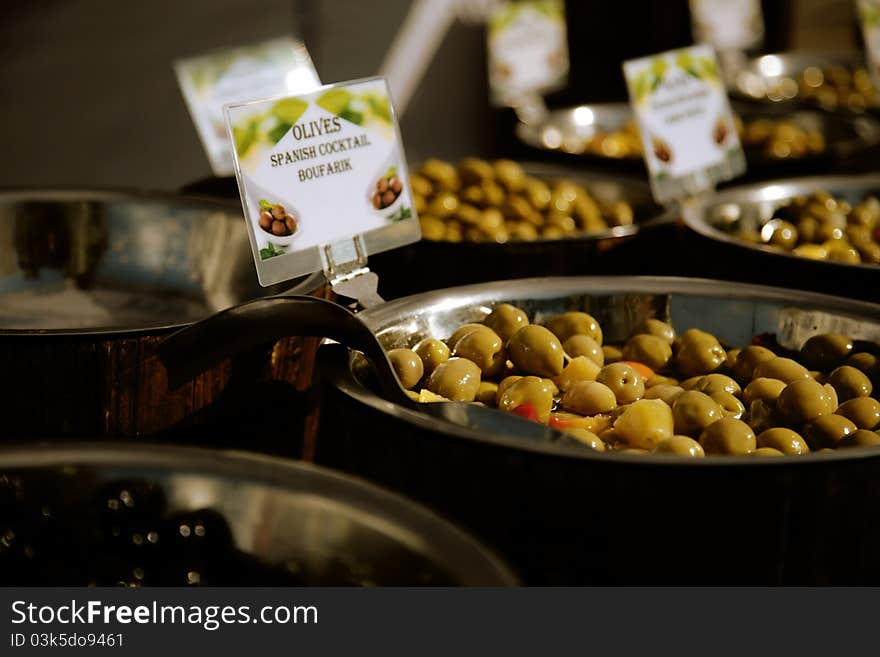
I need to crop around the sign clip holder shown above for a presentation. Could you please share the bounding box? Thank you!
[320,234,385,309]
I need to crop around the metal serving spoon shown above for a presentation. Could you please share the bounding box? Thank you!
[156,295,573,444]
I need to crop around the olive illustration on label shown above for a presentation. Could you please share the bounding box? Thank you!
[713,117,729,145]
[258,200,297,237]
[371,167,404,210]
[652,137,672,163]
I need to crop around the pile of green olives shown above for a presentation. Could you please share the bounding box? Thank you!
[553,115,826,162]
[384,303,880,458]
[736,191,880,265]
[411,158,635,243]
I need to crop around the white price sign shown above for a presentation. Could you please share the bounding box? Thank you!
[224,77,420,286]
[175,37,321,177]
[623,45,746,203]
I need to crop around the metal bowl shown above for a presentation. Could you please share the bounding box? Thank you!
[515,102,880,170]
[0,442,517,586]
[369,163,675,298]
[731,51,877,111]
[684,174,880,275]
[0,189,327,441]
[316,276,880,583]
[0,188,322,334]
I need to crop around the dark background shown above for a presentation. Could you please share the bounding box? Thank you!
[0,0,862,191]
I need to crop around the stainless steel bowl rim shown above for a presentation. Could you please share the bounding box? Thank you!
[326,275,880,467]
[0,441,518,585]
[684,173,880,273]
[0,187,327,337]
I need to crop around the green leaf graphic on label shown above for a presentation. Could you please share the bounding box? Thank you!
[260,242,287,260]
[258,199,274,210]
[271,98,308,124]
[697,56,719,82]
[675,52,694,73]
[268,122,292,144]
[317,89,354,115]
[339,108,364,125]
[650,57,667,80]
[233,120,258,156]
[365,93,392,123]
[388,206,412,222]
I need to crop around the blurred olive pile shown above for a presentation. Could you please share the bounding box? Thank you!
[545,115,826,161]
[411,158,635,243]
[580,121,642,159]
[738,191,880,265]
[384,304,880,458]
[735,116,825,160]
[741,65,878,112]
[797,65,878,112]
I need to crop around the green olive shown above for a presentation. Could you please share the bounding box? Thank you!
[458,157,495,185]
[633,318,676,344]
[753,357,811,384]
[544,312,603,344]
[671,391,724,437]
[427,192,460,218]
[767,220,798,250]
[646,374,679,387]
[847,352,880,380]
[614,399,674,450]
[524,179,552,211]
[420,158,459,191]
[453,328,506,376]
[596,363,645,404]
[691,373,742,397]
[497,376,555,423]
[699,417,756,455]
[674,328,726,377]
[493,159,527,192]
[562,380,617,415]
[554,356,601,392]
[752,447,785,457]
[835,397,880,429]
[387,348,424,390]
[731,345,777,384]
[622,334,673,371]
[483,304,529,342]
[496,375,522,403]
[679,376,705,390]
[827,365,873,402]
[409,174,433,197]
[447,323,496,349]
[776,378,836,425]
[564,428,606,451]
[838,429,880,448]
[725,348,741,370]
[802,414,857,449]
[651,435,705,457]
[563,335,604,366]
[602,345,623,363]
[756,427,810,455]
[413,338,451,376]
[711,391,745,419]
[800,333,854,370]
[644,384,685,406]
[748,399,780,435]
[426,357,482,402]
[476,381,499,405]
[507,325,565,377]
[742,377,787,405]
